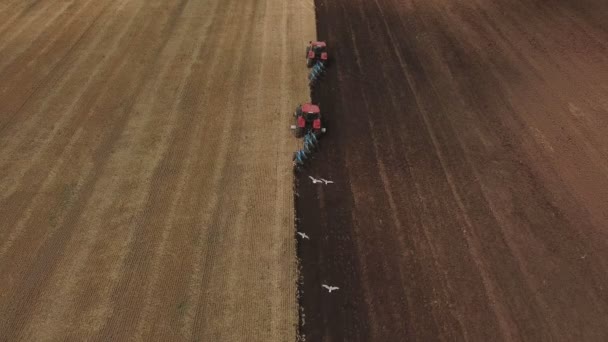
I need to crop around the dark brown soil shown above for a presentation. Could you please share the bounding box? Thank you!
[296,0,608,340]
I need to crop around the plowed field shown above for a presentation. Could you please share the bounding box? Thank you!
[0,0,314,340]
[297,0,608,340]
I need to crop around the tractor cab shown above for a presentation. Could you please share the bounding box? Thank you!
[292,103,326,137]
[306,41,328,67]
[298,103,320,121]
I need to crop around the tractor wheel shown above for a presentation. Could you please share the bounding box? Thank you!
[321,119,328,135]
[295,126,304,138]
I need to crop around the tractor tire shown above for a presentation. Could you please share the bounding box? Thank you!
[321,118,328,135]
[295,126,304,138]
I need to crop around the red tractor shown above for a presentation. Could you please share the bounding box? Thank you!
[306,41,328,67]
[291,103,326,138]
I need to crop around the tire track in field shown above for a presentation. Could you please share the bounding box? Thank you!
[0,0,101,119]
[0,0,136,167]
[0,0,126,169]
[0,0,72,69]
[0,0,142,246]
[268,0,300,337]
[331,1,409,339]
[302,0,608,340]
[18,1,215,340]
[0,0,309,339]
[399,1,608,336]
[410,3,571,336]
[183,0,275,338]
[0,0,52,44]
[87,0,252,339]
[116,1,225,339]
[356,1,445,335]
[175,11,261,332]
[140,1,272,339]
[0,0,144,320]
[0,0,28,19]
[0,0,191,338]
[41,0,201,337]
[207,0,276,337]
[90,0,258,339]
[0,0,109,146]
[368,1,516,338]
[370,3,515,337]
[336,6,417,333]
[0,0,144,263]
[174,0,303,338]
[350,0,564,338]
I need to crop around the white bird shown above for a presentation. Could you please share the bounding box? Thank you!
[322,284,339,293]
[309,176,323,184]
[297,232,310,240]
[320,178,334,185]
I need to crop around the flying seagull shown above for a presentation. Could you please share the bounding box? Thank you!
[320,178,334,185]
[309,176,323,184]
[297,232,310,240]
[322,284,339,293]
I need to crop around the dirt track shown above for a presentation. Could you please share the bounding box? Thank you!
[0,0,314,340]
[297,0,608,340]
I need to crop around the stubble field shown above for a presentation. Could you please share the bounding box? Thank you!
[0,0,314,340]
